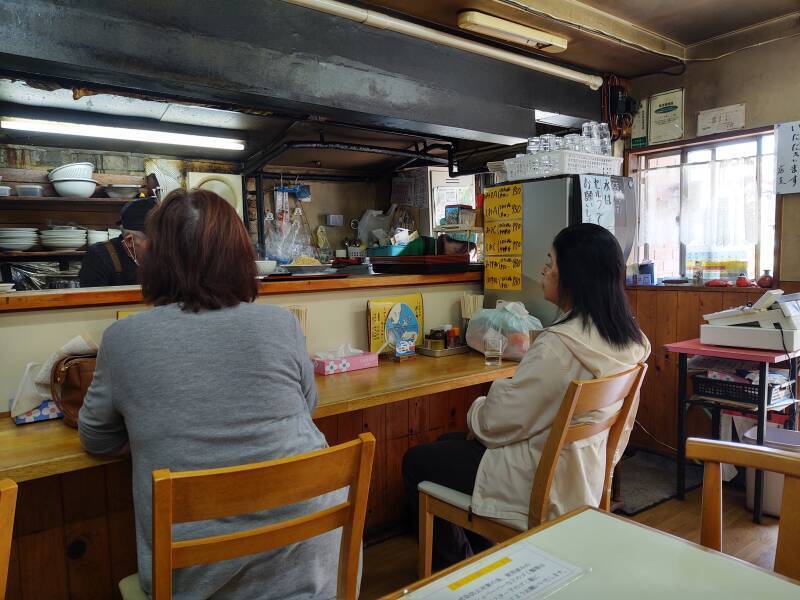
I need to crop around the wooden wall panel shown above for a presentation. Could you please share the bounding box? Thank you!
[313,415,339,445]
[632,291,658,448]
[17,529,69,600]
[5,541,21,600]
[385,437,410,524]
[105,462,137,599]
[62,468,112,600]
[386,400,409,440]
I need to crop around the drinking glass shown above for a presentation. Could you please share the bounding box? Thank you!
[564,134,582,151]
[526,137,540,155]
[484,335,504,366]
[540,134,557,152]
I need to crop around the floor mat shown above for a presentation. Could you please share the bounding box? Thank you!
[618,449,703,516]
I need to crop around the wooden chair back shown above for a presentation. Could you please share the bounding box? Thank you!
[0,479,18,600]
[528,363,647,528]
[151,433,376,599]
[686,437,800,581]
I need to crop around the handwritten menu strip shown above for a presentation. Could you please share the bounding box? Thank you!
[776,121,800,195]
[485,256,523,291]
[485,219,523,255]
[484,184,523,222]
[579,175,615,233]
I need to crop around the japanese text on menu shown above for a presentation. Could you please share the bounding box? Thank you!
[579,175,615,233]
[776,121,800,194]
[483,185,523,291]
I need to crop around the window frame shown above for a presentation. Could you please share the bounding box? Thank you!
[627,126,776,278]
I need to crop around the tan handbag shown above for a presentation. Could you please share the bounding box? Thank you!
[50,355,97,428]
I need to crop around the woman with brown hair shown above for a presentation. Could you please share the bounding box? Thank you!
[78,189,344,599]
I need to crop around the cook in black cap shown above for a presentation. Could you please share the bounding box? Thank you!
[79,197,157,287]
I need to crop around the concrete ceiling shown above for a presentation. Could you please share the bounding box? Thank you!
[361,0,800,77]
[581,0,799,45]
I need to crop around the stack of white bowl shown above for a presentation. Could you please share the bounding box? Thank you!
[87,230,110,245]
[39,227,87,250]
[0,227,38,251]
[48,162,98,197]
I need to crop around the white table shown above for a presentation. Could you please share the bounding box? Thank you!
[382,507,799,599]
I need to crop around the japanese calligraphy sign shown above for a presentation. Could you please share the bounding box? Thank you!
[484,184,522,222]
[579,175,615,233]
[776,121,800,195]
[484,184,523,291]
[485,219,523,255]
[485,256,523,291]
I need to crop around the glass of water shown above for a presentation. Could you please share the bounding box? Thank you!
[484,335,504,366]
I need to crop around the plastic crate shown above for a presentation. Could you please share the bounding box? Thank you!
[693,375,794,405]
[503,150,623,181]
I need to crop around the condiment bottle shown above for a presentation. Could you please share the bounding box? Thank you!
[451,326,462,347]
[429,329,446,351]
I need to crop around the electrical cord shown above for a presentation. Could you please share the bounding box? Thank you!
[633,419,678,453]
[685,30,800,62]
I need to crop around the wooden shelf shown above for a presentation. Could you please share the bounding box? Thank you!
[0,250,86,262]
[0,196,130,204]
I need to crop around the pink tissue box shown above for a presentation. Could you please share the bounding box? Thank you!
[313,352,379,376]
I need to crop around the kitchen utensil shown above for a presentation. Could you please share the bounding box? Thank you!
[16,184,44,196]
[105,184,141,198]
[286,305,308,337]
[52,179,97,197]
[254,260,277,276]
[48,162,94,181]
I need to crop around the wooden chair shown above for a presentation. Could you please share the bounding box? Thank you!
[418,363,647,577]
[119,433,375,600]
[1,479,18,600]
[686,437,800,581]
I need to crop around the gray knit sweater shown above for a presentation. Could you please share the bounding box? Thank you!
[79,302,344,599]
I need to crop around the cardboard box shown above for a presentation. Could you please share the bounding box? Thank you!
[313,352,379,375]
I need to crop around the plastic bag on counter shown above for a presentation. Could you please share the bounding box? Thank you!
[357,205,397,246]
[9,262,82,290]
[466,301,543,360]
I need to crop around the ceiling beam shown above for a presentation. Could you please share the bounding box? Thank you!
[498,0,686,61]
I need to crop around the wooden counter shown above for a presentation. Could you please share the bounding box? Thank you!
[0,353,514,482]
[0,272,482,313]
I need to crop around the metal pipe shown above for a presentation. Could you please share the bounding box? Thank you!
[242,140,449,175]
[281,0,604,90]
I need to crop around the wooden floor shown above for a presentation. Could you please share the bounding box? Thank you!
[360,486,779,599]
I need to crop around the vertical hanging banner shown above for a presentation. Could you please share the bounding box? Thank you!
[579,175,615,233]
[776,121,800,195]
[483,184,523,291]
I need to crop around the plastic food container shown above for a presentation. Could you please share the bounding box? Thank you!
[16,184,44,197]
[0,186,10,196]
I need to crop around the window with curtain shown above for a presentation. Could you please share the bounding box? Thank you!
[634,133,775,280]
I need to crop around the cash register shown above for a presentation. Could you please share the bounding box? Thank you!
[700,289,800,352]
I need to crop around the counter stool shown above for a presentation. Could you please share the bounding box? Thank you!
[417,363,647,577]
[119,433,376,599]
[1,479,18,600]
[687,437,800,581]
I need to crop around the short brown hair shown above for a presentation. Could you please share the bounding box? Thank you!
[141,188,257,312]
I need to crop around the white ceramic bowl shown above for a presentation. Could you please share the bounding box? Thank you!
[53,179,98,198]
[0,283,15,293]
[48,162,94,181]
[0,241,36,251]
[255,260,277,276]
[15,184,43,196]
[105,184,141,198]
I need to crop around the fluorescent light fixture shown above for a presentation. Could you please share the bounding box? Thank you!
[0,117,245,150]
[458,11,568,54]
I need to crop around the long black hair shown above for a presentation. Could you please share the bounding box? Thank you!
[552,223,643,347]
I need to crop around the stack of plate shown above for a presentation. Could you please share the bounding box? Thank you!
[0,227,38,251]
[87,230,110,245]
[40,228,87,250]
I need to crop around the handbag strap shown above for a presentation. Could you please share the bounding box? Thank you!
[103,240,124,273]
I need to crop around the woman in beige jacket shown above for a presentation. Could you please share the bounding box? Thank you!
[403,223,650,568]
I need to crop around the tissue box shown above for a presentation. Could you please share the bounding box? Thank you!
[12,400,63,425]
[313,352,379,376]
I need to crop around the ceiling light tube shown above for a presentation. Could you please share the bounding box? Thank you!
[458,11,568,53]
[281,0,602,90]
[0,117,246,150]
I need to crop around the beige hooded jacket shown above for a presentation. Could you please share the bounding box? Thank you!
[467,315,651,530]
